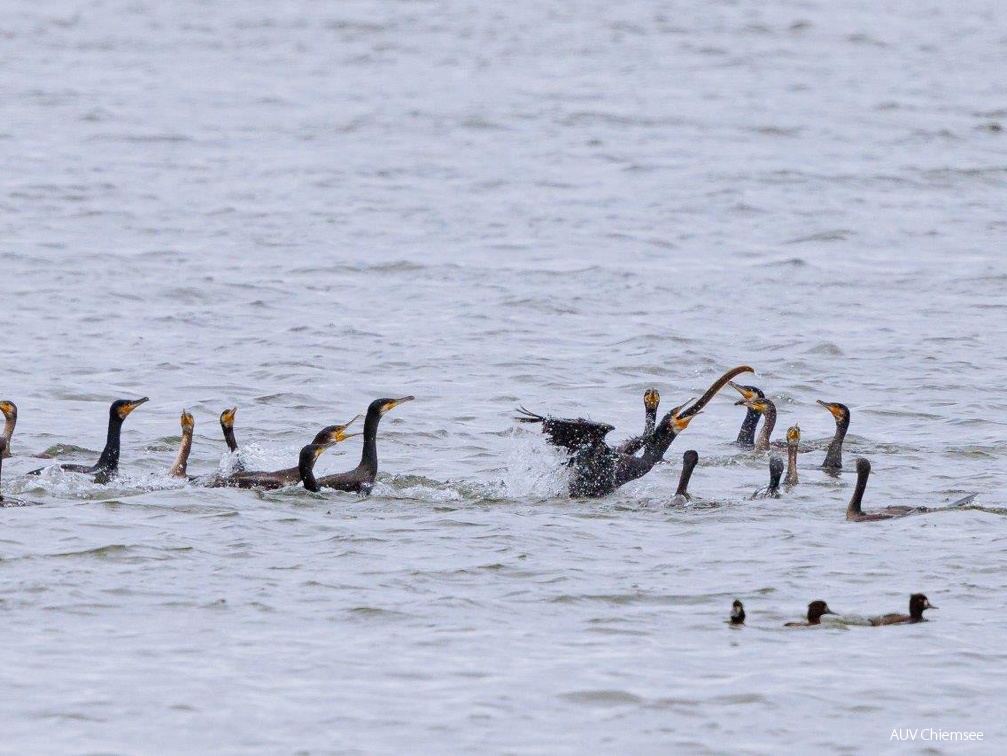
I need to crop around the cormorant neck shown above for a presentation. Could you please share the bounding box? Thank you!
[785,443,798,486]
[644,407,657,437]
[823,417,848,469]
[359,407,383,475]
[222,425,238,453]
[755,404,776,451]
[847,466,869,518]
[736,409,760,447]
[96,414,125,474]
[300,445,323,492]
[676,456,696,497]
[2,413,15,452]
[170,428,193,478]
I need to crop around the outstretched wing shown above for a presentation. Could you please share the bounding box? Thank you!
[515,407,614,454]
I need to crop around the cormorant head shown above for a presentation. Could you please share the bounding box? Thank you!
[816,400,850,425]
[769,456,784,481]
[311,416,362,445]
[731,599,745,624]
[729,382,764,403]
[786,424,801,447]
[737,397,774,415]
[111,397,149,421]
[372,396,415,417]
[910,593,936,616]
[682,449,699,468]
[219,407,237,430]
[179,409,194,433]
[855,457,871,478]
[0,400,17,423]
[663,399,698,433]
[643,388,660,412]
[807,600,836,623]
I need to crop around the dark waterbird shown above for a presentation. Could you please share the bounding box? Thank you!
[26,397,148,484]
[730,599,746,626]
[785,600,836,627]
[219,407,244,472]
[869,594,936,626]
[169,410,195,478]
[751,455,784,499]
[516,366,754,498]
[317,396,415,495]
[818,400,850,472]
[846,457,976,522]
[670,449,699,506]
[204,418,360,490]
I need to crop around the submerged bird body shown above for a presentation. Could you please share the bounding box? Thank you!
[869,594,936,626]
[1,400,17,458]
[785,600,836,627]
[615,388,660,455]
[318,397,415,494]
[729,383,765,448]
[210,420,360,490]
[27,398,148,484]
[670,449,698,506]
[818,400,850,471]
[518,367,754,498]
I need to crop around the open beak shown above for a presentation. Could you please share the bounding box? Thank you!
[383,396,415,414]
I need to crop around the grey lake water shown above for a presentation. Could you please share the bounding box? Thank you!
[3,0,1006,752]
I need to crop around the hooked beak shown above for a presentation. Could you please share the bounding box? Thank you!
[381,396,415,415]
[220,407,237,426]
[816,400,844,420]
[119,397,149,419]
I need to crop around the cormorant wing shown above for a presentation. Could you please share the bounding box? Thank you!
[515,407,614,453]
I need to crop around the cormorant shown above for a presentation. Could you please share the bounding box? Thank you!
[317,396,415,494]
[785,600,836,627]
[737,396,776,451]
[26,397,148,484]
[751,455,783,499]
[818,400,850,471]
[516,366,754,498]
[615,388,660,455]
[1,400,17,458]
[845,458,975,521]
[869,594,936,626]
[170,410,194,478]
[730,599,746,626]
[728,383,764,448]
[784,424,800,488]
[670,449,698,506]
[210,418,360,490]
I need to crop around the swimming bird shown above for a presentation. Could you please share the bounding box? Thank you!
[219,407,244,472]
[737,396,776,452]
[670,449,699,506]
[615,388,660,455]
[784,424,800,488]
[785,600,836,627]
[516,366,754,498]
[868,594,936,626]
[170,410,195,478]
[818,400,850,471]
[730,599,746,626]
[751,455,783,499]
[209,418,360,490]
[26,397,149,484]
[845,458,976,521]
[728,383,764,448]
[317,396,415,494]
[1,400,17,458]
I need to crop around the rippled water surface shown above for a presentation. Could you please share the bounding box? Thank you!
[3,0,1007,752]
